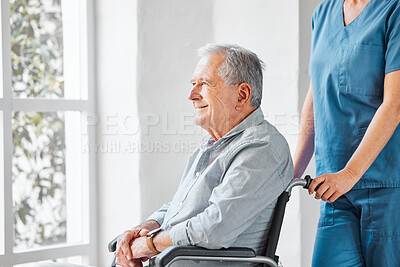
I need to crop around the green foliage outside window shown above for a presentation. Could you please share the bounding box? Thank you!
[10,0,63,98]
[10,0,67,250]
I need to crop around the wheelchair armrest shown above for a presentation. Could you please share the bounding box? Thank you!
[154,245,256,266]
[108,235,119,252]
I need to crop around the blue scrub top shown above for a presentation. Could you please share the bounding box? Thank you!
[310,0,400,189]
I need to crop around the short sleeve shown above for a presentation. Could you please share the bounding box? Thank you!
[385,2,400,75]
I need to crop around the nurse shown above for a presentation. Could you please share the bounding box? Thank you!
[293,0,400,266]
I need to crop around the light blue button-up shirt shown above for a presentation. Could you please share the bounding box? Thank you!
[148,108,293,262]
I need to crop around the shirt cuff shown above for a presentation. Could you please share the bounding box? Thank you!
[146,212,165,227]
[169,221,191,246]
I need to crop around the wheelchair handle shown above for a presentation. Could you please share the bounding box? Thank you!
[284,175,320,195]
[108,235,119,253]
[304,175,313,189]
[303,175,321,191]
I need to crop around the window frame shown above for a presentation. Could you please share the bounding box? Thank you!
[0,0,97,265]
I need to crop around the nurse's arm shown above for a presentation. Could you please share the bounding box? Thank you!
[310,70,400,202]
[293,81,315,178]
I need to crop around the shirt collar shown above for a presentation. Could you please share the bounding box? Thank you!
[201,107,264,149]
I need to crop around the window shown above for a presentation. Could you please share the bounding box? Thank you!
[0,0,96,266]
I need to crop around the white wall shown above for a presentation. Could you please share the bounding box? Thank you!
[95,1,141,265]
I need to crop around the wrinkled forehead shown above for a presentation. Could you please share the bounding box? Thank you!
[192,53,225,79]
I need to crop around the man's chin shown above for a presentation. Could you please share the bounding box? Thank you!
[194,118,208,129]
[193,119,202,127]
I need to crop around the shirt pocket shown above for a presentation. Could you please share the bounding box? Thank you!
[339,43,385,97]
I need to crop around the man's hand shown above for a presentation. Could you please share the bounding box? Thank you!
[130,236,158,260]
[115,228,149,267]
[308,168,359,203]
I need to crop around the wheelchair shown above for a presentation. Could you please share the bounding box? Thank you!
[108,175,315,267]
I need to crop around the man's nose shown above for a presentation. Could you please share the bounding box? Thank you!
[188,85,202,101]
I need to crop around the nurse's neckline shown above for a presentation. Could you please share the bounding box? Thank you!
[341,0,374,28]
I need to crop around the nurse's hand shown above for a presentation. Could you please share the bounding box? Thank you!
[308,168,359,203]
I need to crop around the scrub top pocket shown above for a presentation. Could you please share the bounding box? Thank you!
[339,43,385,97]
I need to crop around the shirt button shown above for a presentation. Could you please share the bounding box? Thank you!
[179,201,183,207]
[195,172,200,177]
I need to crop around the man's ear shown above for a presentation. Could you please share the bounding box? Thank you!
[236,83,252,110]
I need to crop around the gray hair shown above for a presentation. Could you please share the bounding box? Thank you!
[198,43,264,108]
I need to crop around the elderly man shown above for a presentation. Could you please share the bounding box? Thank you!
[115,44,293,267]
